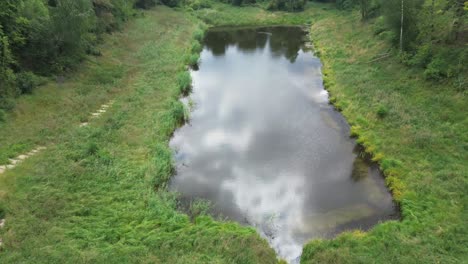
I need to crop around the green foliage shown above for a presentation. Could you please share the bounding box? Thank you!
[190,199,212,218]
[16,71,39,94]
[135,0,158,9]
[153,142,174,189]
[0,201,5,218]
[381,0,424,50]
[336,0,356,10]
[375,104,388,118]
[193,28,205,41]
[358,0,380,20]
[424,57,447,80]
[161,0,182,7]
[186,0,213,10]
[188,53,200,66]
[267,0,307,11]
[191,41,202,53]
[177,71,192,95]
[423,47,467,81]
[0,109,6,123]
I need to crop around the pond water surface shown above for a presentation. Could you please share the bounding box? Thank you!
[169,26,398,263]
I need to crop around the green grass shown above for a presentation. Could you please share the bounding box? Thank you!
[177,71,192,95]
[0,7,277,264]
[1,2,466,264]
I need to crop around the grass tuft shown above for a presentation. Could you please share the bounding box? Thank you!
[177,71,192,95]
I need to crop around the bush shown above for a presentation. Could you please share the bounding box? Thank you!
[424,57,447,81]
[186,0,212,10]
[336,0,355,10]
[373,16,388,36]
[376,104,389,118]
[267,0,306,11]
[0,97,16,111]
[135,0,158,9]
[409,44,433,68]
[161,0,181,7]
[0,109,6,123]
[16,71,39,94]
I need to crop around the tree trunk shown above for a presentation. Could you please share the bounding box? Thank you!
[431,0,435,40]
[400,0,404,51]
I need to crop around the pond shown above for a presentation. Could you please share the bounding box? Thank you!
[169,26,398,263]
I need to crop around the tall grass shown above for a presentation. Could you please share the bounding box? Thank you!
[177,71,192,95]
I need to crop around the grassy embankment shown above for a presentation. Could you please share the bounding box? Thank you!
[0,7,278,263]
[194,2,467,263]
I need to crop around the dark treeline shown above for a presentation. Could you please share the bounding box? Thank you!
[0,0,167,116]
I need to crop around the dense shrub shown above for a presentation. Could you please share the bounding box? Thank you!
[16,72,38,94]
[186,0,212,10]
[336,0,356,10]
[0,109,6,123]
[135,0,158,9]
[267,0,306,11]
[376,104,388,118]
[161,0,181,7]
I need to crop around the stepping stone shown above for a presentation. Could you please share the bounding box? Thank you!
[0,166,5,174]
[98,109,106,113]
[8,159,20,165]
[80,122,89,127]
[6,165,15,169]
[18,155,28,160]
[0,219,5,228]
[92,113,100,117]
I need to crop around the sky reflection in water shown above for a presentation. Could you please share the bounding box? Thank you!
[169,27,397,263]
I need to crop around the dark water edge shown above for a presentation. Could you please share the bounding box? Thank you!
[169,26,399,263]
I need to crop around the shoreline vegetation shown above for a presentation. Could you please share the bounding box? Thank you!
[0,1,466,263]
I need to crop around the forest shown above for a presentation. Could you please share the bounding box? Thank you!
[0,0,466,263]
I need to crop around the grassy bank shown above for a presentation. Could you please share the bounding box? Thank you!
[0,7,277,263]
[194,2,467,263]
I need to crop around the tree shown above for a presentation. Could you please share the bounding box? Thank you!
[449,0,466,41]
[381,0,424,51]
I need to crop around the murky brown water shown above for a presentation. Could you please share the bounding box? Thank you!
[169,26,398,263]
